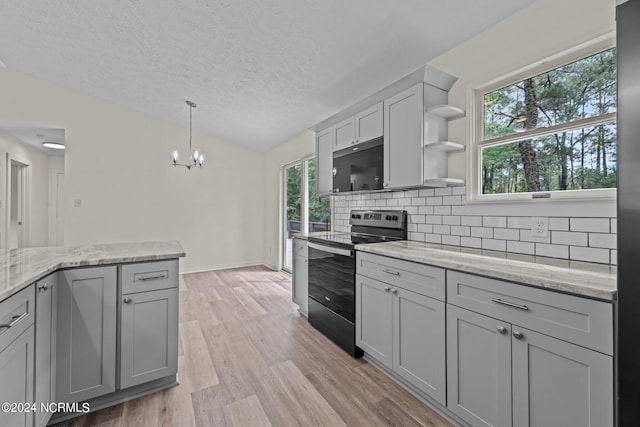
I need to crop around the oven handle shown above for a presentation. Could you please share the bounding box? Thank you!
[307,242,353,257]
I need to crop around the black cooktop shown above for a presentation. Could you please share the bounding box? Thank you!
[308,231,404,250]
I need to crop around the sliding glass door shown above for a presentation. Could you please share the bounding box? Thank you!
[283,157,331,271]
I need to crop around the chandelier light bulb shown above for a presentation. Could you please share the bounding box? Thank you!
[170,100,205,170]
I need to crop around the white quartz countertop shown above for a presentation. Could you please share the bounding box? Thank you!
[357,240,617,301]
[0,241,186,303]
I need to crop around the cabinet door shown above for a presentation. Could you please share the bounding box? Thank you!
[292,254,308,316]
[35,274,57,427]
[57,266,117,403]
[512,326,613,427]
[315,128,334,195]
[393,289,446,405]
[333,117,355,151]
[447,305,511,427]
[384,84,424,189]
[355,275,392,368]
[0,326,34,427]
[355,102,383,143]
[120,288,178,389]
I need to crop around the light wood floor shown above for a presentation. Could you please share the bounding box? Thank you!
[52,265,453,427]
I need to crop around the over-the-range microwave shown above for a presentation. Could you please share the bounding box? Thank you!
[332,137,383,193]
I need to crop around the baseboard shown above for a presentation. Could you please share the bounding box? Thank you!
[180,261,275,274]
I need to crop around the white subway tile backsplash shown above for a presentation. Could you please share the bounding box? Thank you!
[536,243,569,259]
[483,216,507,228]
[570,218,609,233]
[482,239,507,252]
[461,216,483,227]
[552,231,588,247]
[442,235,461,246]
[461,236,482,248]
[589,233,616,249]
[471,227,493,239]
[493,228,519,241]
[570,246,610,264]
[332,185,615,264]
[507,241,535,255]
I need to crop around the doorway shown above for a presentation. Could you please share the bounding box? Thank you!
[282,157,331,271]
[5,156,30,249]
[49,170,65,246]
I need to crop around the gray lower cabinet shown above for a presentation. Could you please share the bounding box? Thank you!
[0,285,35,427]
[120,288,178,389]
[356,274,446,405]
[447,304,613,427]
[34,273,57,427]
[57,266,118,403]
[292,239,309,316]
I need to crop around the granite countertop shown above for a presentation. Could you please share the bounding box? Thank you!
[357,240,617,301]
[0,241,186,303]
[291,231,345,240]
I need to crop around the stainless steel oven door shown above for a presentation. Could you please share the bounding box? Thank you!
[307,242,355,323]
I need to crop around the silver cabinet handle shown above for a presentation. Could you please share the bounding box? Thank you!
[491,298,529,311]
[38,282,49,292]
[384,287,391,292]
[391,289,398,295]
[383,269,400,276]
[0,312,28,331]
[383,182,389,187]
[138,273,166,281]
[123,297,132,304]
[513,330,524,340]
[497,326,507,335]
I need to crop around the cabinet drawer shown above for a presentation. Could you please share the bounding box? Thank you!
[121,260,178,294]
[357,252,445,301]
[0,285,35,352]
[292,239,308,257]
[447,271,613,355]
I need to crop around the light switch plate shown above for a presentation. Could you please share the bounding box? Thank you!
[531,217,549,238]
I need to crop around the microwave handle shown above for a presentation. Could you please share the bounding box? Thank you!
[307,242,353,257]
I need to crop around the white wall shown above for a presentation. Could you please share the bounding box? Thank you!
[263,130,315,269]
[0,68,265,273]
[0,132,52,247]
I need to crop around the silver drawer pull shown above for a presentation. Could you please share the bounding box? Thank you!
[0,312,28,331]
[382,269,400,276]
[491,298,529,311]
[137,273,167,281]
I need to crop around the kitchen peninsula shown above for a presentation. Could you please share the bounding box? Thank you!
[0,241,185,427]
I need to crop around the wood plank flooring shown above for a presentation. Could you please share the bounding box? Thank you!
[52,265,453,427]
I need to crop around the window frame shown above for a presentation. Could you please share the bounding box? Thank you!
[468,35,617,204]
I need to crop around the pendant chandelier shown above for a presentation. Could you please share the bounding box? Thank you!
[171,100,205,170]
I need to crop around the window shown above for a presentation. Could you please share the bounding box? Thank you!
[473,42,616,201]
[282,157,331,271]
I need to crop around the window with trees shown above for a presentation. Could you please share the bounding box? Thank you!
[476,46,616,199]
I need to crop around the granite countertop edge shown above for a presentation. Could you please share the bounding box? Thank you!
[356,241,617,301]
[0,241,186,303]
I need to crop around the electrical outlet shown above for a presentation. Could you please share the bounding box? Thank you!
[531,217,549,238]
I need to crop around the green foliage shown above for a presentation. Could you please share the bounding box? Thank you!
[285,160,331,226]
[482,49,617,194]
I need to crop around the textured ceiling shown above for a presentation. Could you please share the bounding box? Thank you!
[0,0,533,151]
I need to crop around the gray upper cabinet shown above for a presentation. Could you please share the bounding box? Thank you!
[354,102,383,144]
[315,127,334,196]
[57,266,117,403]
[120,287,178,389]
[35,273,58,427]
[0,286,35,427]
[333,116,355,152]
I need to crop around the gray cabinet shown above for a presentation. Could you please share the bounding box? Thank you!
[292,239,309,316]
[120,288,178,389]
[356,269,446,405]
[0,285,35,427]
[315,127,334,195]
[57,266,117,403]
[383,83,449,190]
[447,304,614,427]
[333,116,356,151]
[333,102,384,152]
[34,273,57,427]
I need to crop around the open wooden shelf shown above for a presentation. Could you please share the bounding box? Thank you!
[424,178,465,188]
[424,141,465,153]
[426,104,466,121]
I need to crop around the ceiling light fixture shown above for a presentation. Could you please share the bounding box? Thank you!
[171,100,205,170]
[43,142,65,150]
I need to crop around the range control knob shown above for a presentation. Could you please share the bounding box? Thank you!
[392,215,398,221]
[351,214,356,219]
[386,215,392,220]
[357,215,362,219]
